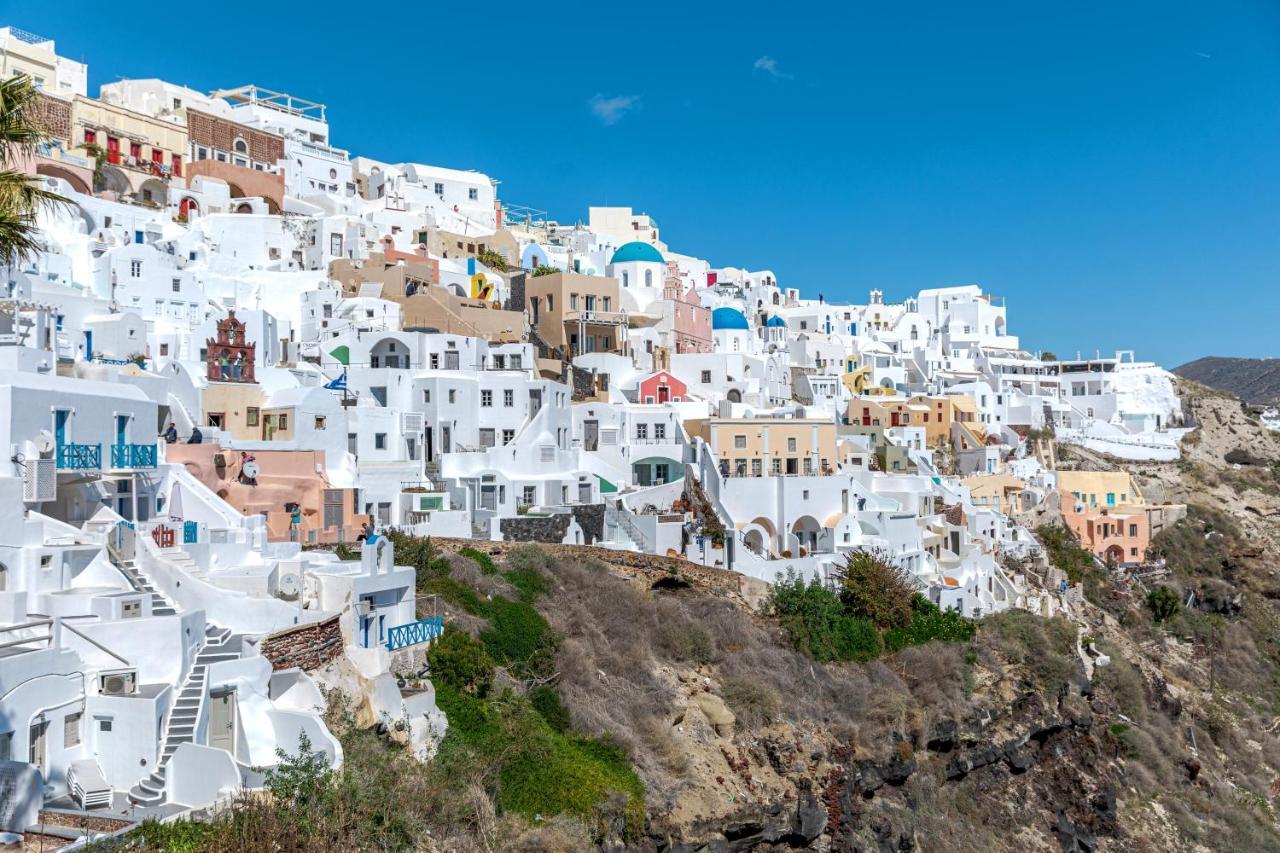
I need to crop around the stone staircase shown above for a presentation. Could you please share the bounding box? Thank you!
[127,624,239,806]
[158,545,203,577]
[117,559,176,617]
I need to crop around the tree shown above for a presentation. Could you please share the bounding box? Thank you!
[833,549,918,630]
[0,75,70,267]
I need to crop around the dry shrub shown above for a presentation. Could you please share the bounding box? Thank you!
[449,554,517,599]
[894,643,971,725]
[719,676,781,729]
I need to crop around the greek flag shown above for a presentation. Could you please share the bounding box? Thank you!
[324,371,348,391]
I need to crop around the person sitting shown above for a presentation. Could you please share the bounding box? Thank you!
[188,426,204,444]
[356,517,377,543]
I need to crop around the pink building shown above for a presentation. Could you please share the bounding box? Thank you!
[638,370,688,404]
[665,263,712,354]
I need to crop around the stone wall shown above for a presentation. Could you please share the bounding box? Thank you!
[504,270,526,314]
[260,614,344,671]
[571,503,605,544]
[499,513,571,543]
[35,93,71,140]
[187,109,285,163]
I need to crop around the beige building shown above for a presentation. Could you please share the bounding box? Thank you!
[0,27,86,99]
[525,271,627,358]
[697,418,838,478]
[71,95,188,201]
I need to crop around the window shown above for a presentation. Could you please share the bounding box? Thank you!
[771,458,782,475]
[423,389,431,403]
[522,486,536,506]
[481,390,493,407]
[130,260,142,278]
[330,233,343,256]
[315,416,326,430]
[434,182,444,195]
[430,353,439,369]
[278,414,288,430]
[510,355,522,369]
[171,277,181,292]
[448,389,456,403]
[636,423,648,440]
[1128,524,1138,537]
[0,732,10,761]
[468,188,479,200]
[803,490,810,500]
[122,599,142,619]
[701,370,712,384]
[734,434,746,449]
[246,407,260,426]
[159,344,169,356]
[233,138,248,154]
[375,433,387,449]
[98,719,113,733]
[64,713,82,748]
[752,458,762,477]
[479,428,495,448]
[654,423,666,440]
[504,389,514,407]
[502,429,515,445]
[787,437,797,452]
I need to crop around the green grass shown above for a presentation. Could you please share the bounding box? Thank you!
[459,546,499,575]
[435,684,645,836]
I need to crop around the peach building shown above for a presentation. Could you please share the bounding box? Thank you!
[696,418,837,478]
[166,443,365,543]
[1058,471,1149,566]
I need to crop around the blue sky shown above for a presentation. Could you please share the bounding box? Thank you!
[17,0,1280,366]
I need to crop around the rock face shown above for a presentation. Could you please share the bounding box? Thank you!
[1173,356,1280,406]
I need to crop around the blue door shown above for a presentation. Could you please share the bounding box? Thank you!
[361,615,370,648]
[54,410,68,447]
[116,415,129,447]
[84,330,92,359]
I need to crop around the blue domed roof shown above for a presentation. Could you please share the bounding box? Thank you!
[610,241,664,265]
[712,307,750,330]
[765,315,786,327]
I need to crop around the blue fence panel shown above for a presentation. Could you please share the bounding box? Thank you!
[183,520,198,543]
[111,443,158,469]
[57,443,101,470]
[385,615,444,652]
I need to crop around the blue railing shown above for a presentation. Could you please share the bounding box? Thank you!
[183,520,198,544]
[111,443,157,469]
[385,615,444,652]
[56,443,101,470]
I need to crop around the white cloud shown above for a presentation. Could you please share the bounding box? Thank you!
[588,93,640,125]
[753,56,795,80]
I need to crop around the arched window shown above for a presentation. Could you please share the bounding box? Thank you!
[233,138,248,154]
[622,272,629,288]
[644,269,652,287]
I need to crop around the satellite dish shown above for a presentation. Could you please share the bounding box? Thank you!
[278,572,300,600]
[242,460,260,480]
[34,431,55,455]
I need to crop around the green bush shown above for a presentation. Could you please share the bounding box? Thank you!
[428,629,495,696]
[531,684,572,732]
[883,597,976,652]
[1146,586,1182,622]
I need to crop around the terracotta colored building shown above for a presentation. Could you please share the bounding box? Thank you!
[206,312,256,384]
[638,370,687,404]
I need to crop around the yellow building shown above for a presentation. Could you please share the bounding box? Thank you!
[71,96,189,200]
[201,383,268,441]
[698,418,837,477]
[961,473,1027,513]
[1057,471,1144,509]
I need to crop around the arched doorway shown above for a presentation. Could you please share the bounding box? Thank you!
[792,515,822,555]
[36,163,91,195]
[234,202,253,214]
[179,197,199,219]
[1105,545,1124,567]
[726,389,742,403]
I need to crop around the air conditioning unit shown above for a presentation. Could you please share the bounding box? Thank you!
[402,413,424,432]
[24,457,56,502]
[99,671,137,696]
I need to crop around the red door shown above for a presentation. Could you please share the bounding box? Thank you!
[106,136,120,164]
[171,154,182,177]
[152,148,163,175]
[658,385,670,403]
[891,412,900,427]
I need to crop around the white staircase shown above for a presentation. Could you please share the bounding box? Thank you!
[127,624,239,806]
[117,559,177,617]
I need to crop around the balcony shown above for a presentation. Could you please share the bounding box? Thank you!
[564,309,628,326]
[385,615,444,652]
[111,443,158,469]
[57,443,101,470]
